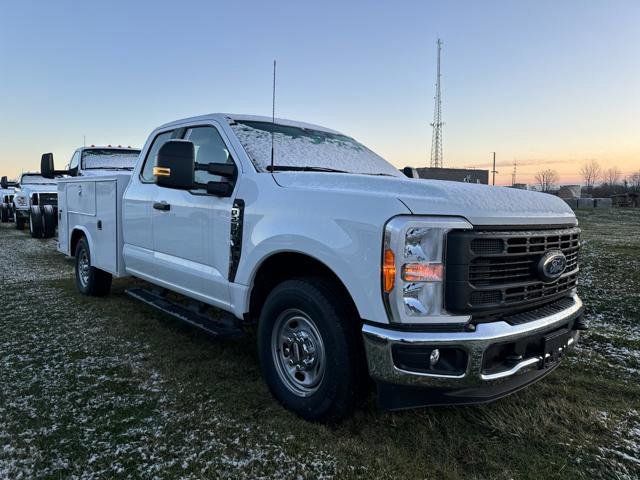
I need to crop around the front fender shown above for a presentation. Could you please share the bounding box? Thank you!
[236,220,390,323]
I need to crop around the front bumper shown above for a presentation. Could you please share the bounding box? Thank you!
[362,293,583,410]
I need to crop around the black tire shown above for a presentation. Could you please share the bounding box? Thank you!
[257,277,365,422]
[29,206,44,238]
[42,205,57,238]
[74,237,112,296]
[0,204,7,223]
[15,210,25,230]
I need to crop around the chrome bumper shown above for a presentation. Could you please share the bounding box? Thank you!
[362,294,583,391]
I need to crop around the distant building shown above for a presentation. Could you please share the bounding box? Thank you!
[402,167,489,184]
[557,185,582,199]
[510,183,529,190]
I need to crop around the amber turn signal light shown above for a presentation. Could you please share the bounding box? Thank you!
[383,249,396,293]
[153,166,171,177]
[402,263,443,282]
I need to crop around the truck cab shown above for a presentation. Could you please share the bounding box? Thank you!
[56,113,584,421]
[64,146,140,177]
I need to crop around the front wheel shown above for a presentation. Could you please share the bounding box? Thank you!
[257,278,365,422]
[75,237,112,296]
[15,211,26,230]
[0,204,8,223]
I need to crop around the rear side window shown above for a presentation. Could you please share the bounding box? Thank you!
[140,130,174,182]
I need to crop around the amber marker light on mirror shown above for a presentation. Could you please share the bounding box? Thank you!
[153,166,171,177]
[401,263,444,282]
[383,249,396,292]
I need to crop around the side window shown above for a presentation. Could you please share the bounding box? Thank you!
[69,151,80,170]
[184,126,234,188]
[141,130,174,182]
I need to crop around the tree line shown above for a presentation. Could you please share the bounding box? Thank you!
[534,160,640,196]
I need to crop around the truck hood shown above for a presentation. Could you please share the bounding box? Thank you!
[274,173,576,227]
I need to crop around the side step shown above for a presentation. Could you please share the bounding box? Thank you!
[126,287,244,339]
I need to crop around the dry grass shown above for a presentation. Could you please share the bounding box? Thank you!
[0,209,638,479]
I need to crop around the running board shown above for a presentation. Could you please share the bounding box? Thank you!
[126,287,244,338]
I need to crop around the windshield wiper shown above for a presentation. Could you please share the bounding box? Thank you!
[267,165,349,173]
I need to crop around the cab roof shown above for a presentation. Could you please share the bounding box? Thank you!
[158,113,343,135]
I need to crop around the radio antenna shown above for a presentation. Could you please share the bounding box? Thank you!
[270,59,277,171]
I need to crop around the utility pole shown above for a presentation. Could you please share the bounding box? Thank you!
[511,159,517,186]
[491,152,498,185]
[429,39,444,168]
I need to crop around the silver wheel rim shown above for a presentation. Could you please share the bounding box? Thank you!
[78,248,90,288]
[271,308,326,397]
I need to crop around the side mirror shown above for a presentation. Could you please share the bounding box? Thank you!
[41,153,55,179]
[206,181,233,197]
[196,162,237,179]
[154,140,195,189]
[0,176,7,189]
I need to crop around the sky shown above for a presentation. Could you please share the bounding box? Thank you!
[0,0,638,186]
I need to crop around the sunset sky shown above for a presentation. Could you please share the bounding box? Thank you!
[1,0,638,186]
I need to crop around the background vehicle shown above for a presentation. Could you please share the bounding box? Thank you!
[8,173,59,236]
[0,176,17,223]
[47,145,141,178]
[51,113,584,421]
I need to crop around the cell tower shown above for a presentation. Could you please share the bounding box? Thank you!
[430,38,444,168]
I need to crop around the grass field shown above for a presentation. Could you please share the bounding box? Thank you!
[1,209,638,479]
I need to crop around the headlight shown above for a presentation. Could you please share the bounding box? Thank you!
[382,216,472,325]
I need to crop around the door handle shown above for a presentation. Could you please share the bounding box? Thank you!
[153,201,171,211]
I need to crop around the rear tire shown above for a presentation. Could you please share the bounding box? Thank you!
[42,205,57,238]
[75,237,112,296]
[29,206,44,238]
[0,204,7,223]
[257,277,365,422]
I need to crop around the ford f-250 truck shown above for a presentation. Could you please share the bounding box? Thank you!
[49,113,585,421]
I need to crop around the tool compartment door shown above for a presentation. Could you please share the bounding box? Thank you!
[66,181,96,215]
[91,180,118,274]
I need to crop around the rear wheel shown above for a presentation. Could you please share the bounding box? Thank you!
[257,278,365,422]
[29,206,43,238]
[0,204,8,223]
[42,205,57,238]
[75,237,112,296]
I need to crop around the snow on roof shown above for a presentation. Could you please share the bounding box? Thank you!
[157,113,343,135]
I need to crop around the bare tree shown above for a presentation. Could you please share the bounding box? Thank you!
[630,171,640,191]
[579,160,601,190]
[535,169,559,192]
[604,166,621,186]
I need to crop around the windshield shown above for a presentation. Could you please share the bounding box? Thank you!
[230,120,402,177]
[81,148,140,170]
[20,175,57,185]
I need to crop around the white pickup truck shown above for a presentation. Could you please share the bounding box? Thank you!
[50,113,585,421]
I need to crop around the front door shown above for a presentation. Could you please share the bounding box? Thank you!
[151,124,237,309]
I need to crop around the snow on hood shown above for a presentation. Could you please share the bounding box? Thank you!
[274,173,577,227]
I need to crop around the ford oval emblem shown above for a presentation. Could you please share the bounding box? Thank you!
[537,250,567,282]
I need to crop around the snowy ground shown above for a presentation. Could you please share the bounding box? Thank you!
[0,209,638,479]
